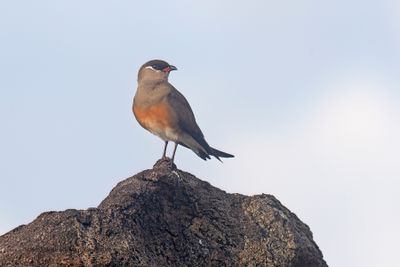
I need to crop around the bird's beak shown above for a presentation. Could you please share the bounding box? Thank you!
[162,65,177,73]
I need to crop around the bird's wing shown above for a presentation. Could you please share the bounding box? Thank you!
[166,86,216,155]
[166,85,234,161]
[166,87,205,139]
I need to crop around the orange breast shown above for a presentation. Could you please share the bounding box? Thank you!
[133,103,175,133]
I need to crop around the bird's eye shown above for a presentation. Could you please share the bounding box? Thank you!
[152,64,161,70]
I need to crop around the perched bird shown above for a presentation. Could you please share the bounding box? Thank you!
[133,59,234,162]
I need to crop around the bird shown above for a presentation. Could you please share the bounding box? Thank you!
[132,59,234,162]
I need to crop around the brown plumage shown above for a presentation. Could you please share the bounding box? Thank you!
[133,59,234,162]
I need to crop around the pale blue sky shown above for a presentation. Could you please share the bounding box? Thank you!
[1,1,400,266]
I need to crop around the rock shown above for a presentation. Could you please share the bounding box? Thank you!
[0,159,327,266]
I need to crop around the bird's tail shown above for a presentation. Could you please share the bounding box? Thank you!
[180,132,234,161]
[210,147,234,162]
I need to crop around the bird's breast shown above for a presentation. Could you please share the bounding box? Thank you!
[133,102,179,141]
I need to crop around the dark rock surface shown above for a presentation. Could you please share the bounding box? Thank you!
[0,159,327,267]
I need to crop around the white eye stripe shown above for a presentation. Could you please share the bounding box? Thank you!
[145,66,161,72]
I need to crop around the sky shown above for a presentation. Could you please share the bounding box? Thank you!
[1,1,399,266]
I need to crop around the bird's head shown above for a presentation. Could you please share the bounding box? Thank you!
[138,59,177,82]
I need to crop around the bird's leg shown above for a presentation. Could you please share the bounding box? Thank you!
[162,141,168,158]
[171,142,178,163]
